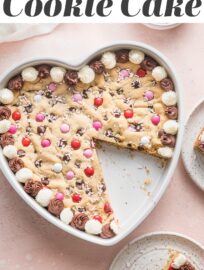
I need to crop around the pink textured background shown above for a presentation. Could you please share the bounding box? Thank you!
[0,24,204,270]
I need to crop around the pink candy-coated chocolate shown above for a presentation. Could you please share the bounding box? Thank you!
[36,113,45,122]
[151,115,160,126]
[144,90,154,101]
[66,171,75,180]
[41,139,51,148]
[9,125,17,134]
[119,69,130,80]
[60,123,70,134]
[93,120,102,131]
[83,149,93,159]
[55,192,64,201]
[73,93,83,103]
[48,83,57,92]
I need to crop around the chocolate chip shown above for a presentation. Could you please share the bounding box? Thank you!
[69,107,76,112]
[90,61,105,74]
[45,91,52,99]
[34,159,42,168]
[113,109,121,118]
[105,129,114,138]
[37,126,46,135]
[58,139,67,148]
[17,149,26,158]
[25,104,33,113]
[75,160,81,168]
[41,177,49,185]
[63,153,71,162]
[82,89,89,99]
[116,88,124,95]
[76,128,85,136]
[76,179,85,190]
[132,80,140,89]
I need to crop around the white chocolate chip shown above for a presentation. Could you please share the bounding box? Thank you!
[162,91,177,106]
[22,67,38,82]
[110,220,119,235]
[16,168,33,183]
[0,119,11,134]
[36,188,53,207]
[171,254,187,269]
[78,66,95,84]
[3,145,17,159]
[50,67,66,83]
[158,147,173,158]
[85,219,102,235]
[129,49,145,64]
[60,208,73,225]
[163,120,179,135]
[0,88,14,104]
[101,52,116,69]
[152,66,167,81]
[52,163,63,173]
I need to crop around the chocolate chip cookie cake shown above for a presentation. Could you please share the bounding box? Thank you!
[194,128,204,153]
[164,252,196,270]
[0,49,179,238]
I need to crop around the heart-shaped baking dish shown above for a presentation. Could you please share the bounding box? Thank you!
[0,41,183,246]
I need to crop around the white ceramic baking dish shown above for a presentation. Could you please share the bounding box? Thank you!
[0,41,183,246]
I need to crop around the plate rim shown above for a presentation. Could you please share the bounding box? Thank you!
[109,231,204,270]
[181,98,204,191]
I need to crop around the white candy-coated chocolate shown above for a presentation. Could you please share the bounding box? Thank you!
[171,254,187,269]
[52,163,63,173]
[110,220,119,235]
[3,145,17,159]
[152,66,167,81]
[36,188,53,207]
[16,168,33,183]
[162,91,177,106]
[50,67,66,83]
[22,67,38,82]
[78,66,95,84]
[0,88,14,104]
[0,119,11,134]
[140,136,150,146]
[163,120,179,135]
[101,52,116,69]
[129,49,145,64]
[85,219,102,235]
[60,208,73,225]
[158,147,173,158]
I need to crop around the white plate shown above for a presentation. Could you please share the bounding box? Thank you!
[144,24,181,30]
[0,41,183,246]
[110,232,204,270]
[182,100,204,191]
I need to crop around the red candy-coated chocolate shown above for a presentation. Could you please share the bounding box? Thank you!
[93,215,103,223]
[22,137,31,147]
[12,111,21,121]
[71,139,81,150]
[124,109,134,119]
[94,97,103,107]
[72,194,81,203]
[168,266,174,270]
[84,167,94,177]
[136,68,146,78]
[104,202,112,214]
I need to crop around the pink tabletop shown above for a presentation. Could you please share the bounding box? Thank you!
[0,24,204,270]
